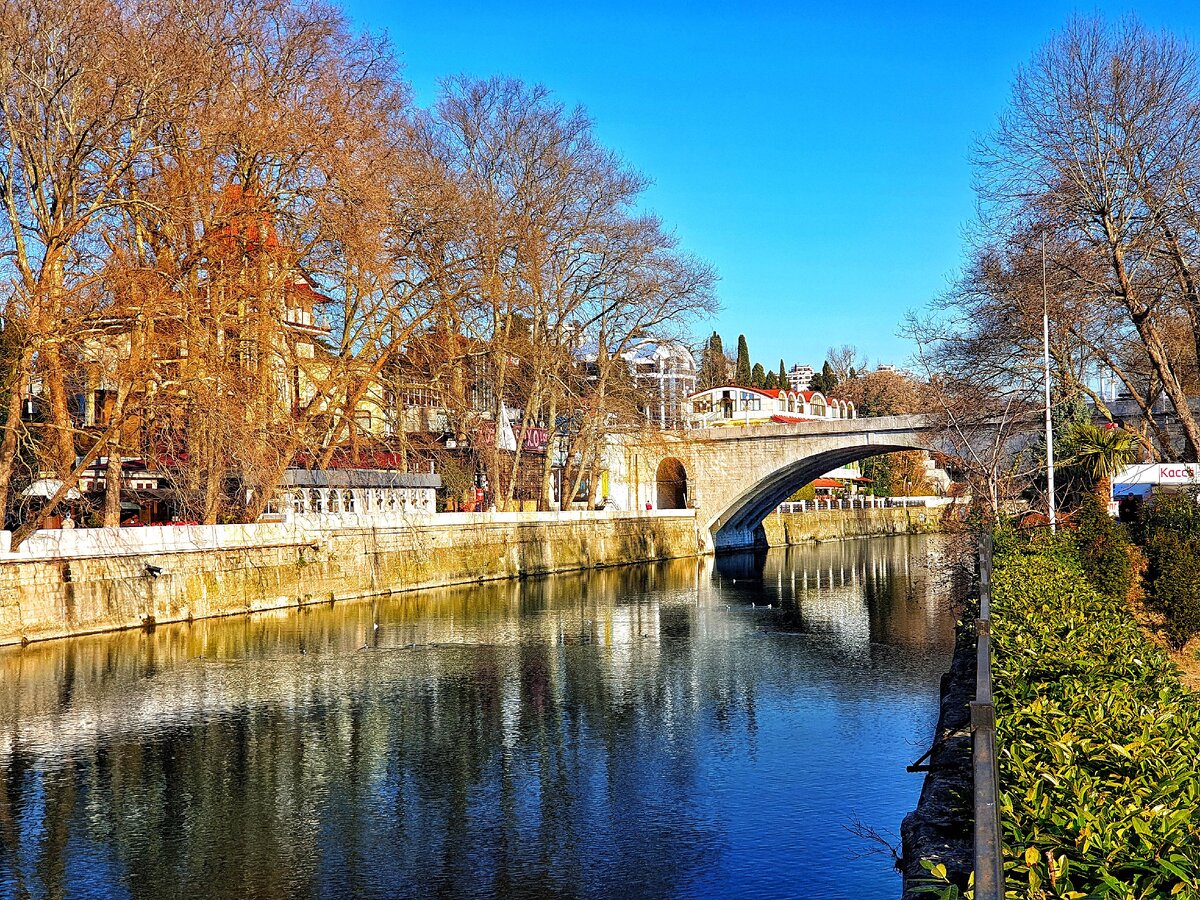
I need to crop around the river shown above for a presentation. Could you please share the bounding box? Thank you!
[0,534,956,900]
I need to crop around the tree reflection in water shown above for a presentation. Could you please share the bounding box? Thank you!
[0,535,956,899]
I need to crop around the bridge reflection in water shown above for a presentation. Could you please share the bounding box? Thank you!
[0,535,956,900]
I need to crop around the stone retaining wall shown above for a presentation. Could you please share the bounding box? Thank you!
[762,507,943,545]
[0,511,703,645]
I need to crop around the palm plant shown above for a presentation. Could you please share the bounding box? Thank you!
[1063,423,1139,502]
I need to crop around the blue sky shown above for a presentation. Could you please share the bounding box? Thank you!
[343,0,1200,372]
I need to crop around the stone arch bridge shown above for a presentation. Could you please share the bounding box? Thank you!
[607,415,938,550]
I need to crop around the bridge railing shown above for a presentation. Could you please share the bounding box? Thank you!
[774,496,955,514]
[973,531,1005,899]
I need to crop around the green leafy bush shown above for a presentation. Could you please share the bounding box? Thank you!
[1070,496,1133,601]
[991,541,1200,897]
[1135,489,1200,543]
[1137,491,1200,648]
[1144,530,1200,649]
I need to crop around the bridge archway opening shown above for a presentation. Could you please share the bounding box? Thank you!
[656,457,688,510]
[709,443,928,550]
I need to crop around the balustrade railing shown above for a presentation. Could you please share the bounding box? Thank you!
[774,496,955,513]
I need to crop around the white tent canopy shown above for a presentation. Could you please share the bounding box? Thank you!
[20,478,83,501]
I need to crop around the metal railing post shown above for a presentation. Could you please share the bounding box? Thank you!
[973,531,1005,899]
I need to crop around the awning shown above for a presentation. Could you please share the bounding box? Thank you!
[1113,483,1152,499]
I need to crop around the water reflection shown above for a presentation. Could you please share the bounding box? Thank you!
[0,536,955,900]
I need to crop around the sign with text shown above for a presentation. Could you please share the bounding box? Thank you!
[1158,464,1200,483]
[1114,463,1200,486]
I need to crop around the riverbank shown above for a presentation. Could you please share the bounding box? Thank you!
[762,506,945,545]
[0,510,702,646]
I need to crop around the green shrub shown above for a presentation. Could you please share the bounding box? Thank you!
[1137,488,1200,541]
[991,541,1200,897]
[1070,496,1133,601]
[1135,491,1200,648]
[1145,530,1200,649]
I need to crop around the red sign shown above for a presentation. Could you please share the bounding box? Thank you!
[522,427,549,452]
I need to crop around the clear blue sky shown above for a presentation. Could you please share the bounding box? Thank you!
[342,0,1200,371]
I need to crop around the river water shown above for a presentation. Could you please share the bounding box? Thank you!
[0,534,956,900]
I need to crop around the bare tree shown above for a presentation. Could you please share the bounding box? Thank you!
[978,16,1200,458]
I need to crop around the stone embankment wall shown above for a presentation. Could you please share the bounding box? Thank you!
[0,510,702,646]
[762,507,944,545]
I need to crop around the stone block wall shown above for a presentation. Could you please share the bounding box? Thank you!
[761,507,943,545]
[0,511,703,646]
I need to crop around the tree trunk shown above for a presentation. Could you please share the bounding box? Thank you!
[103,451,123,527]
[1106,223,1200,459]
[41,344,76,477]
[0,363,27,517]
[540,392,558,511]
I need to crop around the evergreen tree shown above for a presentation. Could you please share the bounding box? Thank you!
[735,334,752,385]
[751,362,766,387]
[810,360,838,394]
[764,370,779,389]
[698,332,726,389]
[778,359,787,387]
[822,360,836,391]
[862,455,894,497]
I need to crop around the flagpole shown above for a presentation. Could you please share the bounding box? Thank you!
[1043,233,1057,533]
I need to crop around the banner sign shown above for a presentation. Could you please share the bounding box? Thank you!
[1114,463,1200,486]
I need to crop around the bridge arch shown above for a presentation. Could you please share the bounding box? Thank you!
[710,442,928,549]
[656,457,688,510]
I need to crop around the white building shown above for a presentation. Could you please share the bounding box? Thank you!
[622,340,698,429]
[687,386,855,427]
[786,364,815,391]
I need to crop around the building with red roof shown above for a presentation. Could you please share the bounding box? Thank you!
[685,385,856,427]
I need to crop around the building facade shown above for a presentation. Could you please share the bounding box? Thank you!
[623,340,698,429]
[686,386,855,427]
[786,364,815,391]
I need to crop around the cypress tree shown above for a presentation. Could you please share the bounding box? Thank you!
[811,360,838,394]
[778,359,787,386]
[735,334,752,385]
[764,370,779,389]
[698,332,726,389]
[751,362,766,387]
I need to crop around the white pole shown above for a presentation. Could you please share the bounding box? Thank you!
[1043,233,1057,533]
